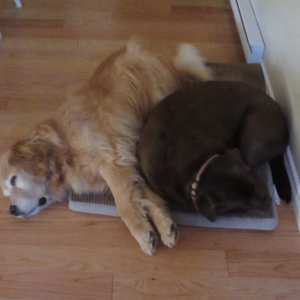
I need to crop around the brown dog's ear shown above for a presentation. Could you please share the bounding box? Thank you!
[196,193,217,222]
[226,148,250,171]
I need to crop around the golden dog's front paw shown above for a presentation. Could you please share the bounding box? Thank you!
[138,227,158,256]
[142,187,179,250]
[158,219,178,248]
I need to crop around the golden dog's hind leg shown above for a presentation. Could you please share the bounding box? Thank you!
[142,186,178,248]
[101,163,159,255]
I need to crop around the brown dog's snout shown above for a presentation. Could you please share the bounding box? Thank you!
[9,205,18,216]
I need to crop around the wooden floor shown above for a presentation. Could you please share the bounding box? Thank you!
[1,0,300,299]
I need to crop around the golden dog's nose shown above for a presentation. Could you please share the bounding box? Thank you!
[9,205,18,216]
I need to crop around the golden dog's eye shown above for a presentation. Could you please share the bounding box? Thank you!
[10,176,17,187]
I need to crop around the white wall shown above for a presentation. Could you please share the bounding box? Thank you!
[251,0,300,176]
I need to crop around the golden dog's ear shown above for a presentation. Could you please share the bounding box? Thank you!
[9,139,63,183]
[31,119,74,168]
[31,119,63,147]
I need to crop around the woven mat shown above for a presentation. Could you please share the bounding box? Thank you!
[69,62,278,230]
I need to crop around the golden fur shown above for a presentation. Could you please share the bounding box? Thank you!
[0,37,212,255]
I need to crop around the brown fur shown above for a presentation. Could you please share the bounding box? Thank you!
[0,37,212,255]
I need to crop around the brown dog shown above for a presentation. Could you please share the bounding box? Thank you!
[0,37,212,255]
[138,81,291,222]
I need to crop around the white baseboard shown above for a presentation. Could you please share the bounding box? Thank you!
[14,0,22,8]
[261,59,300,232]
[230,0,264,63]
[231,0,300,231]
[285,148,300,231]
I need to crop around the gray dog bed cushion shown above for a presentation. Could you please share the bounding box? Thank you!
[69,62,279,230]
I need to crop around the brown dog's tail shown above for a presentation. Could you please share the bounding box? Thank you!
[269,155,292,203]
[173,43,213,81]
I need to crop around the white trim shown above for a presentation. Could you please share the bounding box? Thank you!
[231,0,300,230]
[14,0,22,8]
[261,61,300,231]
[260,62,275,97]
[286,148,300,198]
[230,0,264,63]
[286,147,300,232]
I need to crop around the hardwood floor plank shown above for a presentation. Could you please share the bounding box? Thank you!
[77,39,244,63]
[0,271,113,300]
[0,84,66,113]
[0,18,65,29]
[1,20,241,44]
[1,0,299,298]
[0,200,298,253]
[113,274,300,300]
[77,39,127,59]
[0,37,78,59]
[0,111,55,153]
[64,20,241,44]
[0,57,96,85]
[169,5,235,24]
[0,98,9,111]
[171,0,231,8]
[227,251,300,279]
[0,0,70,19]
[0,240,227,275]
[0,0,16,11]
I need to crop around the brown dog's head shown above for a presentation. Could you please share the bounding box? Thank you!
[0,123,70,218]
[194,149,272,222]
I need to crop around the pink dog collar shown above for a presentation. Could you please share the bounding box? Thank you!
[190,154,220,203]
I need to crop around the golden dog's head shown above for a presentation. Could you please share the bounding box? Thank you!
[0,136,68,218]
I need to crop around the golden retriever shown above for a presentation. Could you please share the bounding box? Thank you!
[0,37,212,255]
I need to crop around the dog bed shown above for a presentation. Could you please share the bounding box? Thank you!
[69,62,279,230]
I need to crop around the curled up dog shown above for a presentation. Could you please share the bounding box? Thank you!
[0,37,212,255]
[138,81,291,222]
